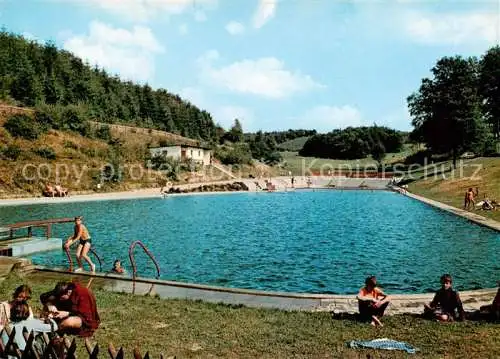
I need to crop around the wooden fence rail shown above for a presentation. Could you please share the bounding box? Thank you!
[0,326,174,359]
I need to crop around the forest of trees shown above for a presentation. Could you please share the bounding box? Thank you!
[244,129,317,144]
[299,126,403,160]
[0,30,220,142]
[6,29,497,169]
[407,46,500,167]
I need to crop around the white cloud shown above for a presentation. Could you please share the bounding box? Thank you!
[252,0,277,29]
[225,21,245,35]
[404,11,500,45]
[84,0,217,22]
[212,106,254,130]
[22,32,38,42]
[179,23,189,35]
[197,50,323,98]
[62,21,165,82]
[296,105,364,132]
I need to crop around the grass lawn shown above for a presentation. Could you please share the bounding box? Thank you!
[281,145,417,175]
[1,272,499,358]
[409,157,500,222]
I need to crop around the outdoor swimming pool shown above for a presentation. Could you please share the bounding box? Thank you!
[1,190,499,294]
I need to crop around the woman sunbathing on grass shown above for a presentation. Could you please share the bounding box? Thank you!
[357,276,391,327]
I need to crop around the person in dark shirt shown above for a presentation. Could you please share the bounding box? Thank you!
[40,281,100,337]
[479,282,500,321]
[424,274,465,322]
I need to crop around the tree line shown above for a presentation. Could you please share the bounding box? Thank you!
[0,30,220,143]
[408,46,500,167]
[299,126,403,160]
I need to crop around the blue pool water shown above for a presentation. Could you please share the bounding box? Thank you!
[0,190,499,294]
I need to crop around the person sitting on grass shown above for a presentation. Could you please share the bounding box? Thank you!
[479,282,500,322]
[0,285,34,331]
[54,184,68,197]
[357,276,391,327]
[43,183,56,197]
[1,300,57,351]
[40,281,100,337]
[424,274,465,322]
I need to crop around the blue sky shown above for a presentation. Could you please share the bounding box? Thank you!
[1,0,499,132]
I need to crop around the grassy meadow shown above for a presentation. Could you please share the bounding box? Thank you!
[409,157,500,222]
[280,144,417,175]
[1,272,498,359]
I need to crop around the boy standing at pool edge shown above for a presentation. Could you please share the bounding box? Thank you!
[64,216,96,274]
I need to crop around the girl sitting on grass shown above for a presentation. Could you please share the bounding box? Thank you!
[357,276,391,327]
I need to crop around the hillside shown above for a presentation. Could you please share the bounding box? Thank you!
[408,157,500,222]
[0,104,269,198]
[0,30,219,142]
[277,136,310,151]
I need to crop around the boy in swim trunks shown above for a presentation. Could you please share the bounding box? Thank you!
[64,216,96,273]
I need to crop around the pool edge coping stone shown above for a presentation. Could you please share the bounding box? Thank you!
[32,266,497,313]
[403,190,500,233]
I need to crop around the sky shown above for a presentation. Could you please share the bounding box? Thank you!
[0,0,499,133]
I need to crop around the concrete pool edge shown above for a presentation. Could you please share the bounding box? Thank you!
[401,190,500,233]
[31,266,497,314]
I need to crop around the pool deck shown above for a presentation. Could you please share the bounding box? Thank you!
[25,266,499,315]
[402,190,500,232]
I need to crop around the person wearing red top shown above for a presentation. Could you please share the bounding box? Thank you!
[40,281,100,337]
[357,276,391,327]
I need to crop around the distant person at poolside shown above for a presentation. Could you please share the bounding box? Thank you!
[54,183,68,197]
[40,281,100,337]
[424,274,465,322]
[111,259,126,274]
[64,216,96,273]
[357,276,391,327]
[291,176,295,188]
[44,183,56,197]
[479,282,500,321]
[464,188,477,210]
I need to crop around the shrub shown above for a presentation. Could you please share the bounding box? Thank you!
[149,155,180,180]
[1,144,22,160]
[95,125,112,142]
[34,103,63,129]
[0,127,12,144]
[34,146,56,159]
[158,139,171,147]
[215,143,252,165]
[404,149,433,165]
[62,105,89,134]
[4,114,44,140]
[63,140,78,150]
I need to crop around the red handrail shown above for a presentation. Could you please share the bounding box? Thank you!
[65,246,73,272]
[128,241,161,294]
[64,246,103,273]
